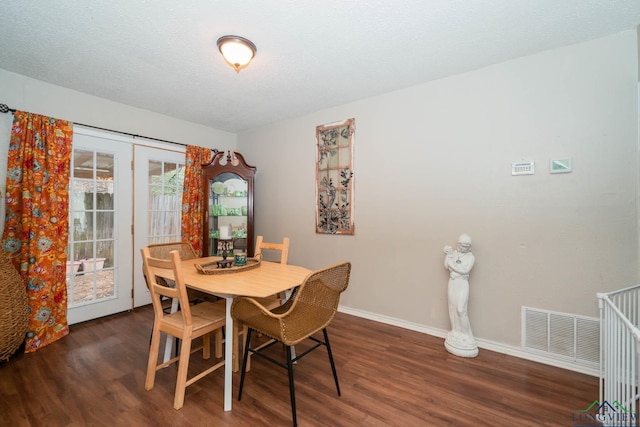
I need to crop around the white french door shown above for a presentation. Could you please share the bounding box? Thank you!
[132,145,186,307]
[66,128,133,324]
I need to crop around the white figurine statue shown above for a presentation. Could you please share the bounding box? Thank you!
[443,233,478,357]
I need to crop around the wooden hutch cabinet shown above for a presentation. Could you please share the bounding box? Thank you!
[201,151,256,257]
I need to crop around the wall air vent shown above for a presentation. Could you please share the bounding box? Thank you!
[521,306,599,368]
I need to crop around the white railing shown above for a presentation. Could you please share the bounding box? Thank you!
[598,285,640,426]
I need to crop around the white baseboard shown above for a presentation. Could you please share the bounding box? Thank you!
[337,305,599,377]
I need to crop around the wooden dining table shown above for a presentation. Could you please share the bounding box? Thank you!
[166,256,311,411]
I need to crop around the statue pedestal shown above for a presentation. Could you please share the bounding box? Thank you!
[444,331,478,358]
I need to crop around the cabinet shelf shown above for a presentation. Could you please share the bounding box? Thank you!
[208,236,248,240]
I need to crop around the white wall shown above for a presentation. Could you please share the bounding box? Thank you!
[238,31,639,348]
[0,68,236,232]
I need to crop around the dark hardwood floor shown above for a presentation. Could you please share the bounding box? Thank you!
[0,306,598,426]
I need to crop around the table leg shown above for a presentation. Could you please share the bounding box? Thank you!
[224,296,233,411]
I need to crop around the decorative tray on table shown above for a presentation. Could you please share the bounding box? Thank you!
[194,257,261,275]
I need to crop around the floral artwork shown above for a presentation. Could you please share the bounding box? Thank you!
[316,118,355,235]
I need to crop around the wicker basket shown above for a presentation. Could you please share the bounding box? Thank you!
[0,249,28,360]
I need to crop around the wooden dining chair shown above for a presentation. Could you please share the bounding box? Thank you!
[236,235,291,371]
[232,261,351,426]
[141,247,226,410]
[255,235,290,264]
[144,241,226,359]
[254,236,291,308]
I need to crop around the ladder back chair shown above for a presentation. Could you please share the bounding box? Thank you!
[237,235,292,371]
[254,236,291,307]
[231,261,351,427]
[141,247,226,410]
[255,235,290,264]
[145,241,225,360]
[146,242,241,370]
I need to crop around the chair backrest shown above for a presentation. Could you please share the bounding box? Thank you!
[278,261,351,344]
[141,247,193,327]
[255,235,290,264]
[145,242,197,289]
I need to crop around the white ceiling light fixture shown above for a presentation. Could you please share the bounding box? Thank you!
[217,35,257,73]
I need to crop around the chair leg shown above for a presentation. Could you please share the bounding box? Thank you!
[242,324,251,371]
[323,329,341,396]
[286,345,297,427]
[238,328,253,401]
[173,336,192,410]
[202,333,211,360]
[145,324,162,391]
[214,329,223,359]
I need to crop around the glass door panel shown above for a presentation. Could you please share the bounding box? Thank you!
[133,145,185,307]
[147,160,183,244]
[208,173,248,256]
[66,130,132,324]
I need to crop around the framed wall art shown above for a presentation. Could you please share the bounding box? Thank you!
[315,118,355,235]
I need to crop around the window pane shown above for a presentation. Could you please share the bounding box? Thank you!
[96,212,114,239]
[72,212,89,241]
[149,161,162,184]
[73,180,94,210]
[97,240,114,269]
[75,241,94,261]
[96,152,114,180]
[96,183,114,209]
[73,149,94,179]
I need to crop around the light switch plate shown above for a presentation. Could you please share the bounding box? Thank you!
[550,158,571,174]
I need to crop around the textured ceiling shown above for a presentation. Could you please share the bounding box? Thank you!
[1,1,639,133]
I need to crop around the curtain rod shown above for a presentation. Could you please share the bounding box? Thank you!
[0,102,190,147]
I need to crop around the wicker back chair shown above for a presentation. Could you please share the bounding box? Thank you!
[231,261,351,426]
[0,249,28,361]
[147,241,198,260]
[146,241,213,304]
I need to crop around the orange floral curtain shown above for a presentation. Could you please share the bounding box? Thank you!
[181,146,212,256]
[1,111,73,352]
